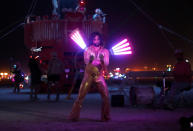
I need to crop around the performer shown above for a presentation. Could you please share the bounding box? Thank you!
[69,32,111,122]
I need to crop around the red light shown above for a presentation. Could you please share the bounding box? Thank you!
[19,84,24,89]
[79,0,85,6]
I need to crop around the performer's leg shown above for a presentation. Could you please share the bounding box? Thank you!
[69,77,93,121]
[96,76,111,121]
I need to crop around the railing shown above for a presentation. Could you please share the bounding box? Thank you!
[109,71,193,99]
[126,71,173,78]
[24,19,106,43]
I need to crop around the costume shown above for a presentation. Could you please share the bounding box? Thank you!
[69,45,110,121]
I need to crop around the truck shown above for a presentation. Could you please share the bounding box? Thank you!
[24,10,108,94]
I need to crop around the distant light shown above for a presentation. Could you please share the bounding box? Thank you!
[125,68,131,72]
[12,78,15,82]
[144,66,148,70]
[19,84,24,89]
[80,0,85,5]
[185,59,189,63]
[4,73,8,75]
[115,72,119,75]
[167,68,171,72]
[31,47,42,52]
[65,68,70,73]
[25,76,29,80]
[116,68,120,70]
[109,72,113,76]
[35,56,39,59]
[0,73,4,75]
[190,122,193,127]
[114,76,119,79]
[119,74,122,77]
[114,68,120,72]
[166,65,172,71]
[80,69,84,72]
[66,74,69,79]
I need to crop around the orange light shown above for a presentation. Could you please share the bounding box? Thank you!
[144,66,148,70]
[125,68,131,73]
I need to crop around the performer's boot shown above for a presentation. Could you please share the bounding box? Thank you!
[101,96,111,121]
[96,77,111,122]
[69,100,82,121]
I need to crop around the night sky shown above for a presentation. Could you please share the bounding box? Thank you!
[0,0,193,73]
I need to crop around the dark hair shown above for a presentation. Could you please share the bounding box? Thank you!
[89,32,103,46]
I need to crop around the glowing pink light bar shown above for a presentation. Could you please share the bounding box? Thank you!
[114,51,132,55]
[113,46,131,53]
[111,38,133,55]
[112,39,128,50]
[70,29,87,50]
[113,43,130,51]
